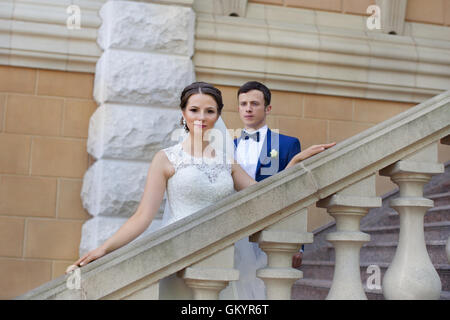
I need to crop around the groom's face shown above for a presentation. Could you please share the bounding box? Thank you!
[238,90,271,130]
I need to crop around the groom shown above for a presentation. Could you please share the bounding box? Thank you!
[233,81,304,267]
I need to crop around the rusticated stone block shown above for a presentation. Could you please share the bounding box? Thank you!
[93,50,195,107]
[98,1,195,56]
[87,104,183,161]
[81,159,149,217]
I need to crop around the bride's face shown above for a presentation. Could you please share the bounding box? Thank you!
[182,93,219,136]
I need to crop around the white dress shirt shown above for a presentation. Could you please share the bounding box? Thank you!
[235,125,268,179]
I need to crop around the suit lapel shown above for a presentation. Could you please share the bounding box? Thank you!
[256,129,271,179]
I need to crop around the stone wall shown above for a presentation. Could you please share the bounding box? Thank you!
[0,65,95,299]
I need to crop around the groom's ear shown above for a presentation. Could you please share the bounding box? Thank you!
[265,104,272,114]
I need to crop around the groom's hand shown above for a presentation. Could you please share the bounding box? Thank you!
[297,142,336,162]
[292,252,303,268]
[286,142,336,169]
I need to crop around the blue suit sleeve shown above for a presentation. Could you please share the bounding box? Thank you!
[287,138,301,163]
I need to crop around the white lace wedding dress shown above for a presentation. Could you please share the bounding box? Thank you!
[158,142,266,300]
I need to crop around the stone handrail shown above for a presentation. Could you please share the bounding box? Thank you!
[18,90,449,300]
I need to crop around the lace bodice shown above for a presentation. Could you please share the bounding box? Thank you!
[161,143,235,226]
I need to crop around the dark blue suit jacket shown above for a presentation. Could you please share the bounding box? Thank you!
[234,128,301,182]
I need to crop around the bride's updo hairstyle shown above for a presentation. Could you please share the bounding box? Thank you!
[179,82,224,132]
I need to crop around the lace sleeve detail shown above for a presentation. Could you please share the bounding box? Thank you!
[163,144,181,171]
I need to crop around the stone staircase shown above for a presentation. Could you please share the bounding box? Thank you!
[292,161,450,300]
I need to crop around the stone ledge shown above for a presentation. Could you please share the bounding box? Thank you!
[256,268,303,279]
[380,161,444,176]
[0,0,104,72]
[181,268,239,281]
[251,230,313,244]
[390,197,434,208]
[317,194,381,209]
[326,231,371,242]
[194,2,450,103]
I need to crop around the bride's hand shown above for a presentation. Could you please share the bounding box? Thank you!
[65,246,107,274]
[293,142,336,164]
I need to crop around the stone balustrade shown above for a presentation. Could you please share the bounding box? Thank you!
[17,87,449,300]
[250,208,313,299]
[317,175,381,299]
[380,143,444,299]
[181,246,239,300]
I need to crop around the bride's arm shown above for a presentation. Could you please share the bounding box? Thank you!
[67,150,172,272]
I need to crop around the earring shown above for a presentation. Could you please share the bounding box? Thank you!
[182,118,188,131]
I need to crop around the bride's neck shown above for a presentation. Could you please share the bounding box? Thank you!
[182,134,214,157]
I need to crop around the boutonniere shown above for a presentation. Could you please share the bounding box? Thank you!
[270,149,278,158]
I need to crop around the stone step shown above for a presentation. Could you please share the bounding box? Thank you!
[387,205,450,224]
[362,240,447,264]
[362,221,450,242]
[291,278,333,300]
[427,192,450,206]
[299,260,450,291]
[291,278,450,300]
[291,278,383,300]
[325,240,447,264]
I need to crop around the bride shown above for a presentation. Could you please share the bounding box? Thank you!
[66,82,334,299]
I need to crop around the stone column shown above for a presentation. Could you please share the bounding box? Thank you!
[181,246,239,300]
[317,175,381,300]
[80,0,195,255]
[250,208,313,300]
[380,142,443,300]
[375,0,408,35]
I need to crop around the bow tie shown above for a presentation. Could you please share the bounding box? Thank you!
[241,130,260,142]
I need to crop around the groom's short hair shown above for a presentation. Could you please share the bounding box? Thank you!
[237,81,271,107]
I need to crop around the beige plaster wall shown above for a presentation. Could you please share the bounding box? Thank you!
[0,65,95,299]
[249,0,450,26]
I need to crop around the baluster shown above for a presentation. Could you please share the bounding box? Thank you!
[181,245,239,300]
[317,174,381,300]
[250,208,313,299]
[380,142,443,299]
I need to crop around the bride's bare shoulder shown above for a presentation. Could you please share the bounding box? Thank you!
[151,149,175,178]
